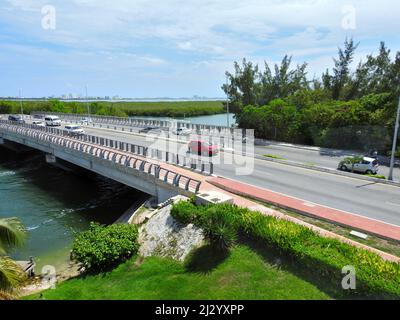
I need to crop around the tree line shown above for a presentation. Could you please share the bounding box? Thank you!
[222,39,400,154]
[0,100,224,118]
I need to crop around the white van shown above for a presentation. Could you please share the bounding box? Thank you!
[44,115,62,126]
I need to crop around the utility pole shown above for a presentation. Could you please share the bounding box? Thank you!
[19,89,24,115]
[85,85,90,119]
[226,74,230,128]
[388,96,400,181]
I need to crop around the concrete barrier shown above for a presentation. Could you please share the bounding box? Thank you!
[0,121,202,196]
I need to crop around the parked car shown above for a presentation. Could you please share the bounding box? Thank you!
[188,140,219,157]
[32,120,45,127]
[44,115,62,126]
[172,127,191,136]
[338,156,379,174]
[8,115,25,123]
[139,126,159,134]
[33,114,44,120]
[65,125,85,136]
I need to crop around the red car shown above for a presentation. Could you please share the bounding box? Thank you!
[188,140,219,156]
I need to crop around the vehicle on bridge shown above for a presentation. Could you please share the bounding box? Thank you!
[45,115,62,126]
[65,125,85,136]
[188,140,219,157]
[80,117,93,125]
[139,126,160,134]
[32,120,45,127]
[172,127,191,136]
[8,114,25,124]
[338,156,379,174]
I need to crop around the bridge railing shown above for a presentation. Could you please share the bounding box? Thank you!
[2,119,214,175]
[0,121,202,194]
[30,111,235,136]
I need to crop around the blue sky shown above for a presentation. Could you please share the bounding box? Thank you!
[1,0,400,98]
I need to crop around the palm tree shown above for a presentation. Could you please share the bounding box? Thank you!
[0,218,27,299]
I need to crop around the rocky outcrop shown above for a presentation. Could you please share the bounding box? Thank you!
[138,196,204,261]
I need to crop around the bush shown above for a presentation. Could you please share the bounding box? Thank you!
[171,201,400,298]
[200,206,238,251]
[171,203,237,251]
[71,222,139,271]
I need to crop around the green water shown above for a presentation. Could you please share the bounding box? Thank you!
[0,147,146,270]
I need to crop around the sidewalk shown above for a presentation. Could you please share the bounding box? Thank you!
[207,176,400,242]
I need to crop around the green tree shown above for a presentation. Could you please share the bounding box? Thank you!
[0,218,27,299]
[222,58,260,113]
[331,38,359,100]
[259,56,309,105]
[0,101,13,114]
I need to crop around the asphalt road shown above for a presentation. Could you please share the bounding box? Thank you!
[77,125,400,227]
[12,117,400,227]
[254,143,400,181]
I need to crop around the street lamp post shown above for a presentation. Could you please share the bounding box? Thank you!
[85,85,90,119]
[226,75,230,128]
[388,96,400,181]
[19,89,24,115]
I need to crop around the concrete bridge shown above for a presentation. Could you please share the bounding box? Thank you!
[0,121,202,202]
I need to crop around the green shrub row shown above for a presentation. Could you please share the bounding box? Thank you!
[171,201,400,298]
[71,222,140,271]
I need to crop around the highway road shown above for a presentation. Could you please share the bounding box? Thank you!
[10,116,400,227]
[76,124,400,227]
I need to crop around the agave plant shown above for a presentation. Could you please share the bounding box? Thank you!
[201,207,238,251]
[0,218,27,299]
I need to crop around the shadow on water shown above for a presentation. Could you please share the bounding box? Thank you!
[0,146,149,261]
[0,146,148,224]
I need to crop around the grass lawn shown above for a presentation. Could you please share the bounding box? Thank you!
[25,244,333,300]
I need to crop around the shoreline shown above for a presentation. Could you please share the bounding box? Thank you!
[20,258,82,298]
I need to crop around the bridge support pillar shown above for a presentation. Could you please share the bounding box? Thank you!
[156,186,179,204]
[45,154,57,164]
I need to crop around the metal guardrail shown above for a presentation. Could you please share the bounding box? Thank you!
[27,114,215,175]
[0,121,202,194]
[31,111,235,134]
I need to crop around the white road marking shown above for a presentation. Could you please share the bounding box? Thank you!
[386,201,400,208]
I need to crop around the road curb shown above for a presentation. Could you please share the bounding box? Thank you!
[254,154,400,187]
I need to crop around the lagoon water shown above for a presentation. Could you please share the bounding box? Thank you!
[0,113,232,269]
[130,113,237,127]
[0,148,145,269]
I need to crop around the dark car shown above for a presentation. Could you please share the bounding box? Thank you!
[139,126,159,134]
[8,115,25,123]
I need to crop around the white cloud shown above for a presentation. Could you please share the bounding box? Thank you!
[1,0,400,97]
